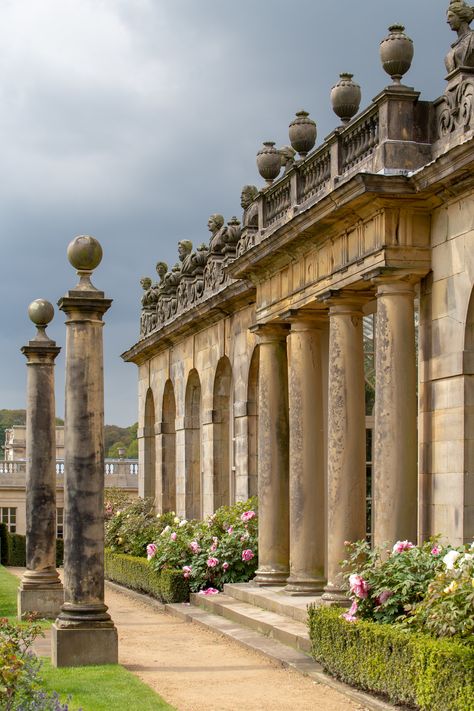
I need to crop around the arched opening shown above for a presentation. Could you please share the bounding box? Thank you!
[143,388,156,501]
[213,357,232,509]
[463,288,474,541]
[185,369,202,519]
[162,380,176,513]
[247,346,259,499]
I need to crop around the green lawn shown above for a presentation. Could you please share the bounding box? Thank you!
[0,565,175,710]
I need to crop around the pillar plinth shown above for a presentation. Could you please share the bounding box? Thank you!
[52,235,118,667]
[18,300,63,619]
[321,296,367,602]
[373,278,417,548]
[284,315,326,595]
[251,324,289,586]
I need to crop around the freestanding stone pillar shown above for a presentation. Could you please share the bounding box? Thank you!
[322,295,366,601]
[52,235,118,667]
[251,324,290,585]
[18,299,64,619]
[373,277,417,548]
[284,312,326,594]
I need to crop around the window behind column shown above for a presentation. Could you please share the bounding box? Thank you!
[1,507,16,533]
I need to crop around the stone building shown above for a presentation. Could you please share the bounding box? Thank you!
[123,12,474,595]
[4,425,65,461]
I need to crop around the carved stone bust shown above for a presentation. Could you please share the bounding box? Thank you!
[177,239,195,275]
[445,0,474,72]
[208,213,227,254]
[240,185,259,228]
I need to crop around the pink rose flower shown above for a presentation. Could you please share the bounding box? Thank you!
[199,587,219,595]
[146,543,157,560]
[189,541,200,554]
[182,565,192,579]
[170,532,177,541]
[227,526,233,534]
[207,557,219,567]
[210,536,219,552]
[241,510,256,522]
[342,600,358,622]
[222,562,229,571]
[242,549,254,562]
[392,540,415,554]
[376,590,392,605]
[349,573,370,599]
[431,545,441,555]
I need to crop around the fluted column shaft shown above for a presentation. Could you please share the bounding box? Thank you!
[285,317,326,594]
[373,279,417,547]
[252,325,289,585]
[323,298,366,600]
[19,319,63,618]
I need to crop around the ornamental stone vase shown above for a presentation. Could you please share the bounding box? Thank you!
[288,110,317,158]
[379,25,414,85]
[330,73,361,124]
[257,141,281,185]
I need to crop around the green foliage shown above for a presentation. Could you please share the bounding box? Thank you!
[308,606,474,711]
[0,523,10,566]
[40,660,175,711]
[0,565,20,618]
[148,498,258,593]
[104,498,173,557]
[2,534,63,568]
[104,488,134,520]
[104,423,138,459]
[104,550,189,603]
[407,547,474,640]
[342,538,446,624]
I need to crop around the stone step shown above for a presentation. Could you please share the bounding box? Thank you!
[165,600,402,711]
[223,582,324,625]
[189,591,312,654]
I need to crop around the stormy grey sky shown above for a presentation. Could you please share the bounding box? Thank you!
[0,0,452,426]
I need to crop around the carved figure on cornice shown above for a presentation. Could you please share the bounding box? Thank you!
[240,185,259,228]
[139,276,156,336]
[203,256,226,293]
[445,0,474,72]
[279,145,296,174]
[208,213,227,254]
[162,263,181,295]
[177,239,195,276]
[222,216,242,257]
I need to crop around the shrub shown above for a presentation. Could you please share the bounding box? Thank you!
[148,498,258,593]
[8,534,26,566]
[0,522,10,566]
[308,605,474,711]
[104,498,174,557]
[104,550,189,603]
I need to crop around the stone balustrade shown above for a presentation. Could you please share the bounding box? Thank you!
[0,459,138,489]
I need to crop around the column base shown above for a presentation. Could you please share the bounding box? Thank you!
[18,586,64,619]
[283,575,326,596]
[51,623,118,667]
[321,585,351,606]
[253,567,289,586]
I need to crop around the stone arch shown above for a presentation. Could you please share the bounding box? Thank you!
[162,379,176,513]
[247,346,259,499]
[213,356,233,509]
[143,388,156,501]
[185,369,202,519]
[463,287,474,541]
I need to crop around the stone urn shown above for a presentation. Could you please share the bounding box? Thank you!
[256,141,281,185]
[288,110,317,158]
[330,73,361,124]
[379,24,414,85]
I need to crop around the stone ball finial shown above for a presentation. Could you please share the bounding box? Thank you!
[67,235,103,272]
[28,299,54,326]
[379,25,414,85]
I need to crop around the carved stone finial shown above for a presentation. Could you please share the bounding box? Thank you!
[445,1,474,72]
[288,111,317,158]
[28,299,54,342]
[379,25,414,85]
[331,73,361,124]
[256,141,281,185]
[67,235,103,291]
[279,146,296,173]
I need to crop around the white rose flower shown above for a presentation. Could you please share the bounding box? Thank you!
[443,549,460,570]
[173,516,180,524]
[179,519,187,527]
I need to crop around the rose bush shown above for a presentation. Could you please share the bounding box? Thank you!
[147,498,258,592]
[104,497,175,557]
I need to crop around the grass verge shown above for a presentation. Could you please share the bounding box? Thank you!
[0,563,22,618]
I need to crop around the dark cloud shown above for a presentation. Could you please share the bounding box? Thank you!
[0,0,451,425]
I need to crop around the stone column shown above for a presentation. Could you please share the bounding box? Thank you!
[18,299,64,619]
[284,313,326,594]
[322,295,367,602]
[373,278,417,548]
[52,235,118,667]
[251,324,289,585]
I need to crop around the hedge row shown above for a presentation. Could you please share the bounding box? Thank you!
[308,605,474,711]
[105,549,189,603]
[0,524,64,567]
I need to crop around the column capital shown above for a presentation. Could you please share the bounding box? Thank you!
[279,308,326,332]
[249,322,289,343]
[58,293,112,322]
[318,289,372,315]
[21,341,61,364]
[364,267,424,291]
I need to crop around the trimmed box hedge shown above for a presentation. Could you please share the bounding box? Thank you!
[308,605,474,711]
[105,549,189,603]
[0,522,10,565]
[2,531,64,568]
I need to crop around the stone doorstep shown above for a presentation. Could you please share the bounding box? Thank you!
[190,591,312,654]
[165,601,405,711]
[224,582,324,624]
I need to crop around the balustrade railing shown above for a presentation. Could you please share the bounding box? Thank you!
[297,145,331,204]
[340,107,379,173]
[0,458,138,484]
